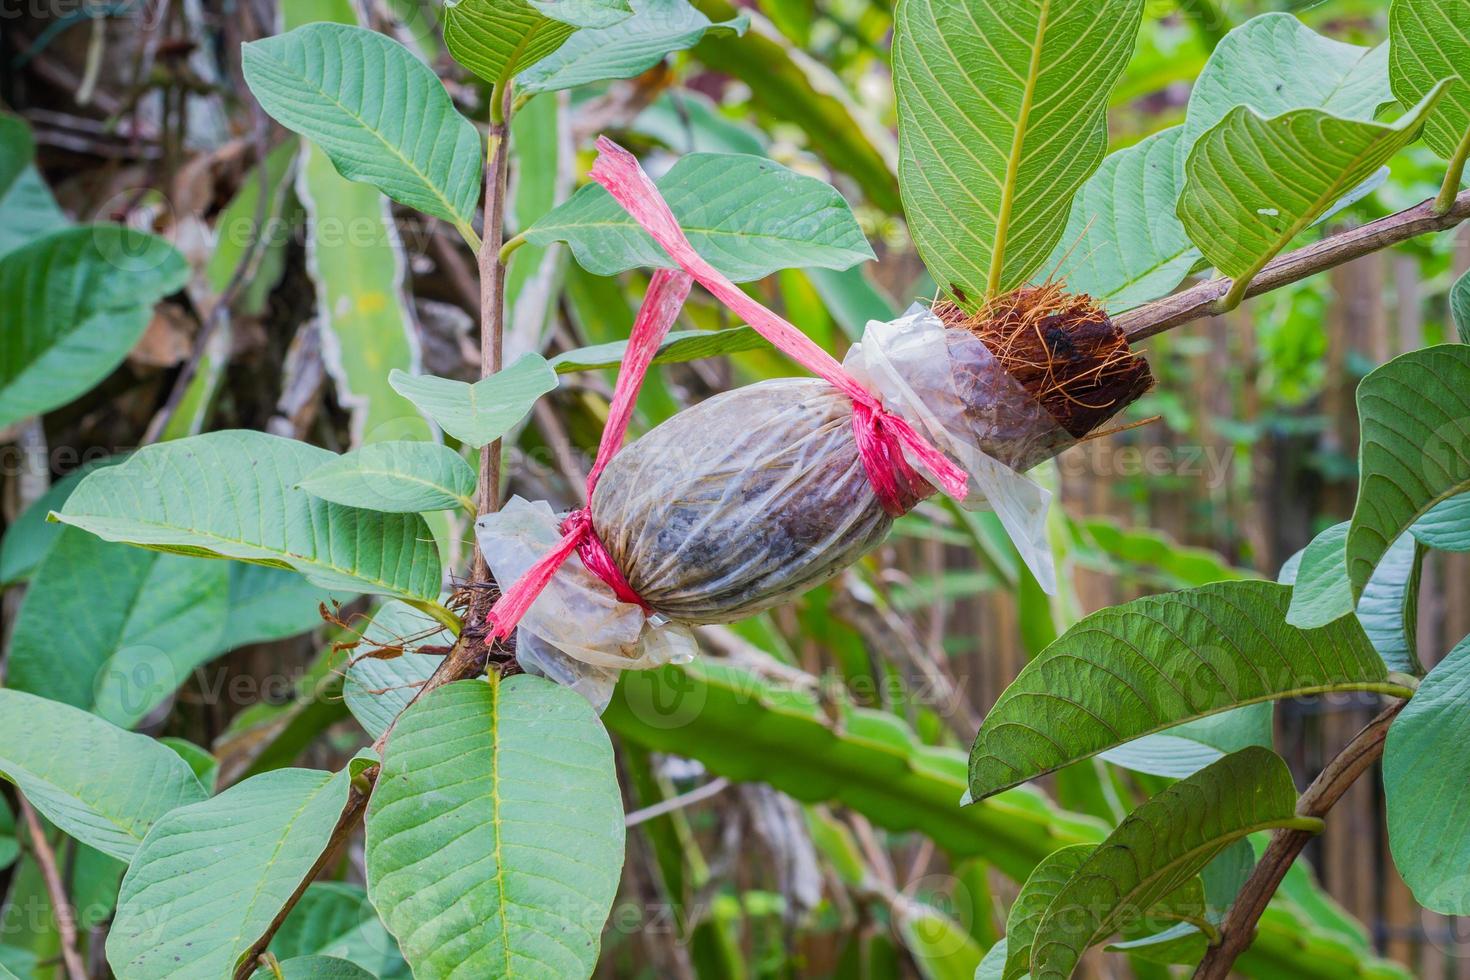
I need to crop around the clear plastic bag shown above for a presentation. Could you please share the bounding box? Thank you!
[477,305,1070,708]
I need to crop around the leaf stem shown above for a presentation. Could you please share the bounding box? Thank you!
[1435,130,1470,216]
[1121,189,1470,342]
[499,230,528,264]
[1193,700,1407,979]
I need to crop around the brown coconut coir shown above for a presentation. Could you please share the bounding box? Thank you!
[935,283,1153,440]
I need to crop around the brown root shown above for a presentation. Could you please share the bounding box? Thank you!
[935,283,1153,439]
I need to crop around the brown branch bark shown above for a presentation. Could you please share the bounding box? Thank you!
[1122,189,1470,342]
[17,797,87,980]
[1193,700,1408,979]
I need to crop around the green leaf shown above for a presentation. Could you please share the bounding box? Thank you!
[1413,491,1470,551]
[1178,86,1447,295]
[251,957,375,979]
[632,89,768,157]
[1282,522,1425,674]
[0,225,187,428]
[519,0,746,94]
[221,564,341,652]
[388,354,557,448]
[550,325,767,373]
[1348,345,1470,598]
[1385,635,1470,913]
[0,114,66,259]
[0,113,35,204]
[0,798,17,873]
[1000,844,1092,980]
[342,601,452,739]
[524,152,874,282]
[297,441,476,513]
[1098,704,1273,780]
[365,678,624,977]
[270,883,407,977]
[108,759,374,979]
[1030,748,1311,979]
[0,690,208,861]
[7,528,230,727]
[1046,127,1199,313]
[53,430,443,600]
[0,456,120,586]
[160,738,220,793]
[1180,13,1393,163]
[444,0,632,85]
[1389,0,1470,162]
[968,581,1394,800]
[1452,268,1470,344]
[892,0,1142,305]
[893,899,983,980]
[243,23,481,236]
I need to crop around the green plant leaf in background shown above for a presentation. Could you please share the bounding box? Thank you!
[1046,126,1200,313]
[365,677,625,977]
[0,798,18,873]
[108,758,375,978]
[1385,635,1470,914]
[0,455,120,586]
[0,114,67,259]
[1179,12,1394,165]
[519,0,747,94]
[0,690,208,861]
[1348,344,1470,599]
[269,882,407,977]
[1413,491,1470,551]
[1282,521,1425,674]
[1029,748,1313,979]
[444,0,633,85]
[250,956,375,979]
[1098,703,1274,780]
[550,325,767,372]
[1453,268,1470,344]
[1178,85,1447,306]
[7,528,230,728]
[526,152,874,281]
[388,353,557,448]
[1388,0,1470,164]
[221,564,341,652]
[0,225,187,428]
[967,581,1396,800]
[242,24,482,241]
[892,0,1143,306]
[893,897,983,980]
[54,430,443,601]
[297,441,476,513]
[342,601,452,740]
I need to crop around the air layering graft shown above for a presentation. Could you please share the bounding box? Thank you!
[478,139,1153,708]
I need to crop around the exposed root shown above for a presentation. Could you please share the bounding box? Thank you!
[935,282,1153,439]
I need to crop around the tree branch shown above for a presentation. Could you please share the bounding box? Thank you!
[17,797,87,980]
[1193,700,1408,980]
[1121,189,1470,342]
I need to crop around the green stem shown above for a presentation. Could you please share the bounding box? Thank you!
[1435,129,1470,216]
[404,598,465,635]
[499,231,528,265]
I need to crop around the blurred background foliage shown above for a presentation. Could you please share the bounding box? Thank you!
[1,0,1467,977]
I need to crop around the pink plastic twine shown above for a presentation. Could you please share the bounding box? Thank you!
[587,137,969,512]
[485,268,693,641]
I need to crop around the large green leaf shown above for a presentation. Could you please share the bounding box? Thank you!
[0,114,66,259]
[525,152,874,282]
[549,325,767,373]
[53,430,442,601]
[444,0,632,85]
[297,441,476,513]
[1178,86,1446,294]
[1348,345,1470,598]
[365,678,624,977]
[892,0,1142,305]
[967,581,1395,799]
[1389,0,1470,161]
[388,353,557,448]
[1047,127,1200,313]
[1030,748,1312,979]
[519,0,746,94]
[242,24,480,238]
[1385,635,1470,913]
[1180,13,1393,164]
[0,455,119,586]
[0,225,187,427]
[1452,268,1470,344]
[1000,844,1092,979]
[0,690,207,861]
[270,883,406,977]
[7,528,230,727]
[108,759,374,979]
